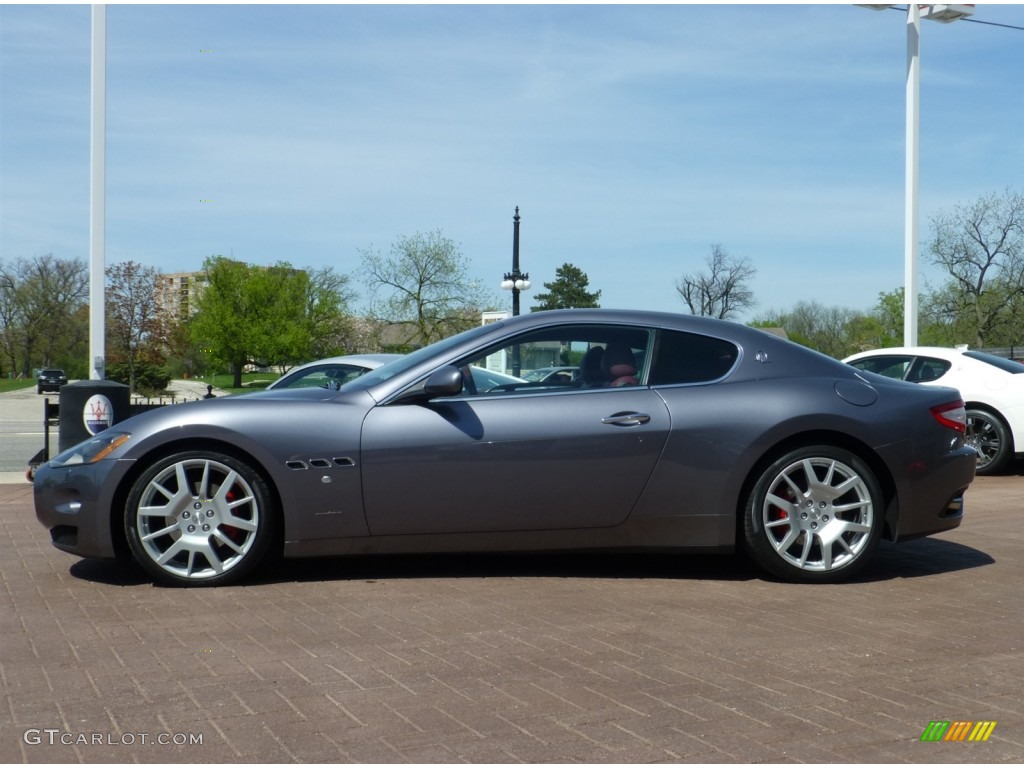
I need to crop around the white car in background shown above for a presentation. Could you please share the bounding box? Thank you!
[844,346,1024,475]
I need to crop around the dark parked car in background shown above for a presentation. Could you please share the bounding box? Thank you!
[34,309,976,587]
[37,368,67,394]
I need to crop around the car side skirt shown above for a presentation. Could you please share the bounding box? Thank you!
[284,514,737,559]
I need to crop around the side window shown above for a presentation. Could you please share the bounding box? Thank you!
[457,324,651,395]
[908,357,951,383]
[849,356,912,380]
[648,330,738,386]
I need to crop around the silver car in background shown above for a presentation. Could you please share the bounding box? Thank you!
[266,354,402,390]
[266,353,526,392]
[35,309,976,587]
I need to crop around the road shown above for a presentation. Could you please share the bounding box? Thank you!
[2,474,1022,762]
[0,386,53,472]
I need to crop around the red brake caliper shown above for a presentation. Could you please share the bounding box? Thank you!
[221,488,245,544]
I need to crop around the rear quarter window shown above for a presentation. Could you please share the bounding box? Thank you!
[849,357,911,380]
[649,330,738,385]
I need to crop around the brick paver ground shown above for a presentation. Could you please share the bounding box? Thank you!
[1,473,1021,763]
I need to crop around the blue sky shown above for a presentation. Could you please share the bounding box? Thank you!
[2,3,1023,320]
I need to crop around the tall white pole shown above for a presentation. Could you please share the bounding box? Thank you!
[90,5,106,380]
[904,3,920,347]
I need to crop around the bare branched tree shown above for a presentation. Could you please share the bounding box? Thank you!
[106,260,160,392]
[928,188,1024,347]
[0,254,88,376]
[360,231,493,348]
[676,244,756,319]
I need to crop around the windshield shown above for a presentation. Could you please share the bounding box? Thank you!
[341,323,500,391]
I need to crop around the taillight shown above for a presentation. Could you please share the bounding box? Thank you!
[931,400,967,434]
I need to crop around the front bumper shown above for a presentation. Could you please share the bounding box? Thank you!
[33,458,133,559]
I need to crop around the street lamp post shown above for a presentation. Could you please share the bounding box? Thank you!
[859,3,974,346]
[500,207,530,316]
[500,207,531,376]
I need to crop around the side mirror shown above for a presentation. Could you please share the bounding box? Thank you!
[423,366,465,398]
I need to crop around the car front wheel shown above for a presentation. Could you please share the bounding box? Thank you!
[966,408,1010,475]
[743,446,883,583]
[124,451,277,587]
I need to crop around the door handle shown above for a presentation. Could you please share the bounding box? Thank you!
[601,412,651,426]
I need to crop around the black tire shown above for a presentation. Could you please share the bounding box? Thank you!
[966,408,1011,476]
[124,450,277,587]
[743,445,883,583]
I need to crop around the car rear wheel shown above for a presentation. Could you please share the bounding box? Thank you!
[743,446,883,582]
[124,451,276,587]
[965,408,1010,476]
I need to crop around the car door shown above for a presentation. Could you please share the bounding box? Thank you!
[359,388,670,536]
[359,324,671,536]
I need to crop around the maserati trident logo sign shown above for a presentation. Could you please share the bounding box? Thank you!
[83,394,114,435]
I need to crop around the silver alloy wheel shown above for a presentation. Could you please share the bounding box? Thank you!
[760,456,874,573]
[133,457,261,581]
[965,409,1007,474]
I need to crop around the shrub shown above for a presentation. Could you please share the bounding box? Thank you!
[106,360,171,395]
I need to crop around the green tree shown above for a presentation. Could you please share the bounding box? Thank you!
[871,288,904,347]
[190,257,354,387]
[304,267,359,360]
[360,231,492,348]
[530,263,601,311]
[676,244,756,320]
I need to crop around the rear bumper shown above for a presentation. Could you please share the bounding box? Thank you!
[886,443,975,542]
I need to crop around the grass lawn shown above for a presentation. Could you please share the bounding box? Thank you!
[0,379,36,394]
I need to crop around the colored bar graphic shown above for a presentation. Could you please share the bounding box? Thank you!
[920,720,996,742]
[944,721,972,741]
[969,721,997,742]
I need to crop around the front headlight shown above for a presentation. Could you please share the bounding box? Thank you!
[50,431,132,467]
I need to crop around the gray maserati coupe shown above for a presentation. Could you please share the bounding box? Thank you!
[34,309,976,587]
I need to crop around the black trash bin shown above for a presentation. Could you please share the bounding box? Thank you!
[58,380,132,453]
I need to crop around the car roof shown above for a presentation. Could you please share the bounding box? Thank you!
[847,346,960,356]
[844,346,1024,372]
